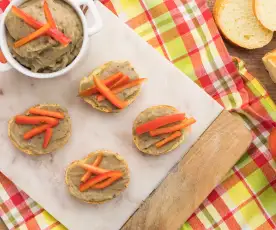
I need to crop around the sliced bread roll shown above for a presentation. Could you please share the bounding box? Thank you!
[214,0,273,49]
[263,50,276,83]
[254,0,276,31]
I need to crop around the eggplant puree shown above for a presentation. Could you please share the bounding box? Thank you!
[66,150,129,203]
[5,0,83,73]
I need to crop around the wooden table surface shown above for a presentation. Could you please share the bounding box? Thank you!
[0,1,274,230]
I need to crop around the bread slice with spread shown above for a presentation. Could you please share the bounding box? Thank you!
[133,105,196,155]
[65,150,129,204]
[79,61,146,113]
[8,104,71,155]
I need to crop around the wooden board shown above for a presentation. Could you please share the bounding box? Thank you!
[0,220,5,230]
[0,111,251,230]
[207,0,276,103]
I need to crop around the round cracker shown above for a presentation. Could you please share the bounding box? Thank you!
[79,61,141,113]
[133,105,186,156]
[65,150,130,204]
[8,104,71,155]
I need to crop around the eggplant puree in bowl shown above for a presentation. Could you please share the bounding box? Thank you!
[5,0,83,73]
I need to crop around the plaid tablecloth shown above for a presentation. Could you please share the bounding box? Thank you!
[0,0,276,229]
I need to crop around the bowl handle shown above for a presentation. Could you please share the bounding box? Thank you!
[78,0,102,37]
[0,60,12,72]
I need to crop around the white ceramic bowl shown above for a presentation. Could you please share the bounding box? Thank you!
[0,0,102,78]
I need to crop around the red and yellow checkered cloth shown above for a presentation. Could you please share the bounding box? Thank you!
[0,0,275,229]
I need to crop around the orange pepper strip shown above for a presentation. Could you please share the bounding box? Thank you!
[14,23,51,48]
[155,131,182,148]
[268,128,276,158]
[150,118,196,137]
[110,75,130,90]
[93,75,128,109]
[97,78,147,102]
[23,124,52,140]
[15,115,59,126]
[29,108,64,119]
[43,128,53,149]
[79,171,123,192]
[12,6,71,46]
[81,154,103,183]
[92,173,123,189]
[79,72,123,96]
[96,75,130,101]
[43,0,56,28]
[0,50,7,64]
[79,163,109,175]
[136,113,186,135]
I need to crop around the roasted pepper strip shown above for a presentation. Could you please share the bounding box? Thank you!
[29,108,64,119]
[0,50,7,64]
[23,124,52,140]
[92,173,123,189]
[14,23,50,48]
[136,113,186,135]
[93,75,128,109]
[81,154,103,183]
[43,128,53,149]
[96,75,130,101]
[12,6,71,46]
[79,171,122,192]
[79,163,109,175]
[15,115,59,126]
[155,131,182,148]
[79,72,123,97]
[110,75,130,90]
[150,118,196,136]
[97,78,147,102]
[43,0,56,28]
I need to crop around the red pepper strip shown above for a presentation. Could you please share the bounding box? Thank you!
[150,118,196,137]
[92,173,123,189]
[14,23,51,48]
[155,131,182,148]
[93,75,128,109]
[0,50,7,64]
[12,6,71,46]
[79,163,109,175]
[23,124,52,140]
[29,108,64,119]
[79,171,122,192]
[79,72,123,97]
[110,75,130,90]
[268,128,276,158]
[43,128,53,149]
[136,113,186,135]
[96,75,130,101]
[43,0,56,28]
[81,154,103,183]
[15,115,59,126]
[97,78,147,102]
